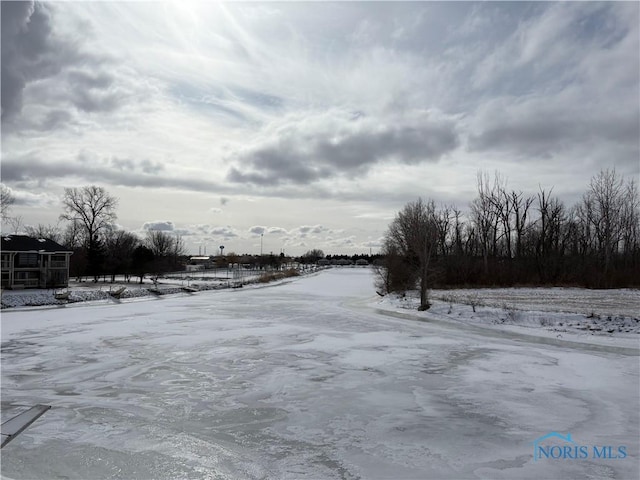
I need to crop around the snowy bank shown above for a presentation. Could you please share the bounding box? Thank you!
[374,287,640,350]
[0,267,320,310]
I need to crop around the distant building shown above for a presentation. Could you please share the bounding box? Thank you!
[1,235,73,289]
[355,259,369,266]
[335,259,353,266]
[188,256,212,270]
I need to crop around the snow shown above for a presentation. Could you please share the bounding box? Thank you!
[0,268,304,309]
[1,269,638,479]
[376,286,640,350]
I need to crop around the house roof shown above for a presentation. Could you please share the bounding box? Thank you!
[1,235,72,253]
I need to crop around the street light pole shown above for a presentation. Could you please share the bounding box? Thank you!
[260,233,263,256]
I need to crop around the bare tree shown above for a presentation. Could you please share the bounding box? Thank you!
[146,230,174,257]
[385,198,438,310]
[172,234,186,266]
[1,184,15,220]
[434,205,453,257]
[511,190,534,258]
[470,172,500,276]
[60,186,118,280]
[5,216,24,234]
[24,223,62,243]
[375,237,416,295]
[145,230,186,273]
[60,186,118,244]
[302,249,325,264]
[451,206,465,256]
[61,220,84,250]
[579,169,625,277]
[105,230,140,282]
[376,170,640,290]
[620,179,639,256]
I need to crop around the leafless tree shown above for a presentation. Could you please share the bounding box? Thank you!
[60,186,118,247]
[434,205,453,256]
[60,185,118,279]
[451,206,465,256]
[1,184,15,221]
[61,220,84,250]
[375,238,415,295]
[378,170,639,290]
[145,230,186,273]
[536,188,565,258]
[105,230,140,282]
[302,249,325,264]
[173,234,186,260]
[146,230,175,257]
[24,223,62,243]
[578,169,625,276]
[470,172,500,275]
[5,216,24,234]
[386,198,438,310]
[509,190,534,258]
[620,180,639,256]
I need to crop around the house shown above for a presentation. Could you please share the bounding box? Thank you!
[335,258,353,266]
[1,235,73,289]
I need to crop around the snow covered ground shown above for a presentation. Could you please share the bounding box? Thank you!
[377,286,640,350]
[0,267,314,309]
[1,269,638,479]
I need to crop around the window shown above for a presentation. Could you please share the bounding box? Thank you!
[17,253,38,268]
[50,254,67,268]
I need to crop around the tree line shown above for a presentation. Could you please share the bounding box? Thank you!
[378,170,639,310]
[4,185,186,283]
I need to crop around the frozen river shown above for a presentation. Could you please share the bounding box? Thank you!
[1,269,638,479]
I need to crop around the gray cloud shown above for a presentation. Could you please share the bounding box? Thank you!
[249,226,266,235]
[226,110,460,186]
[297,225,329,235]
[1,1,48,119]
[249,225,288,236]
[1,153,222,194]
[7,188,58,209]
[465,2,639,169]
[143,221,174,231]
[467,91,639,165]
[208,226,238,239]
[1,2,131,132]
[1,152,421,205]
[107,156,164,174]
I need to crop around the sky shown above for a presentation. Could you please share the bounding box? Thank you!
[1,1,639,256]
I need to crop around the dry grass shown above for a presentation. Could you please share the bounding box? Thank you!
[257,269,300,283]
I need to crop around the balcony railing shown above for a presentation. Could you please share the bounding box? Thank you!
[12,278,40,288]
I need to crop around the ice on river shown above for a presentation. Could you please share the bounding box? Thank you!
[1,269,638,479]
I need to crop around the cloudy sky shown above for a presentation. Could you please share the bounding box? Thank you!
[2,1,638,256]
